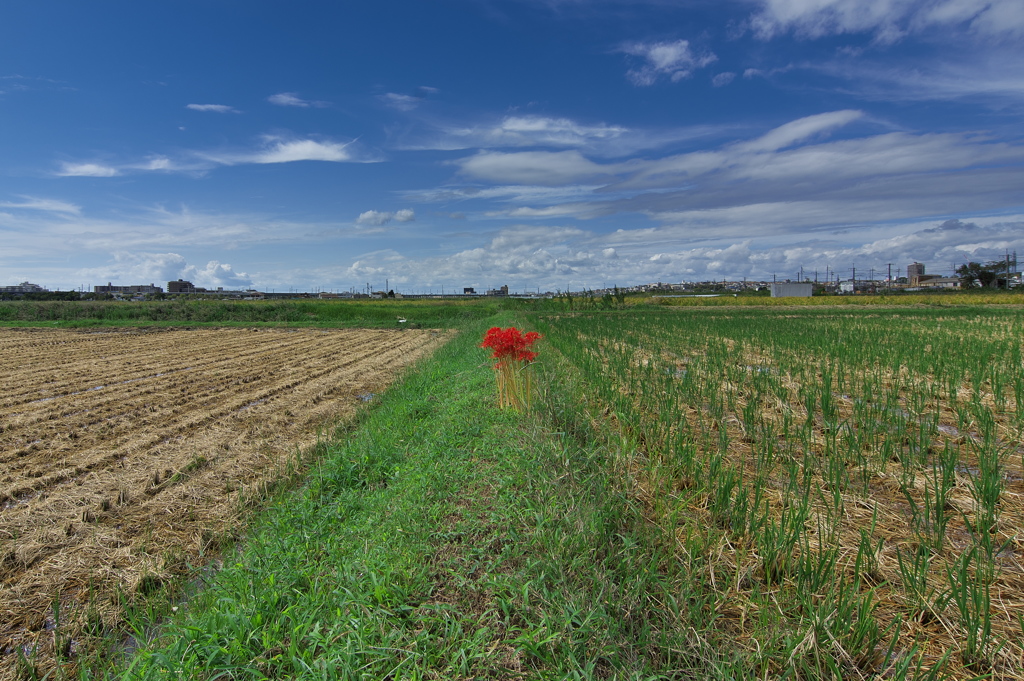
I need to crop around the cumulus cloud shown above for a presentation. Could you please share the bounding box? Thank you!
[55,162,120,177]
[356,209,416,226]
[619,39,718,86]
[77,252,253,290]
[186,104,239,113]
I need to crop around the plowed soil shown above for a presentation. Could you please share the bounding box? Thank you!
[0,326,450,676]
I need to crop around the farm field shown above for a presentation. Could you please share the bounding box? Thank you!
[0,326,450,677]
[535,306,1024,677]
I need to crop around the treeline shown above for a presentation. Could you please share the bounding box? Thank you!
[0,291,103,302]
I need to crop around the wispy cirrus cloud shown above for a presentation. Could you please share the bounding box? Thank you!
[54,162,120,177]
[186,103,240,113]
[0,196,81,215]
[456,150,622,186]
[805,52,1024,104]
[424,111,1024,257]
[378,86,439,111]
[380,93,421,111]
[267,92,329,108]
[54,136,365,178]
[619,39,717,86]
[750,0,1024,42]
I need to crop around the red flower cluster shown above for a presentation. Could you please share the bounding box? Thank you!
[481,326,541,362]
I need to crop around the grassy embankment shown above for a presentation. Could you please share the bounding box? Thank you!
[0,298,503,329]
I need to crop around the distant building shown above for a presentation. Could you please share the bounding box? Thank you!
[486,285,509,296]
[907,262,926,286]
[915,277,961,290]
[770,283,813,298]
[463,287,476,295]
[167,279,197,294]
[0,281,47,294]
[94,282,163,295]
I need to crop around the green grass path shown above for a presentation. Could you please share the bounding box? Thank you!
[115,316,687,680]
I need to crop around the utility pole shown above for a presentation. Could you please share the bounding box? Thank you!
[851,264,856,293]
[886,263,893,293]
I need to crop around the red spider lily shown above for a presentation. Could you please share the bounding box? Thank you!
[481,327,541,410]
[481,327,541,363]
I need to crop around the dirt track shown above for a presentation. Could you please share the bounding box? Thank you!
[0,326,449,675]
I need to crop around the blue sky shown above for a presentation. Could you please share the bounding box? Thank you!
[2,0,1022,293]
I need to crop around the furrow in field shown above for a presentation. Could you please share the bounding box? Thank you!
[0,326,452,673]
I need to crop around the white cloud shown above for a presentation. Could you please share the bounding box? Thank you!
[750,0,1024,41]
[396,112,737,158]
[456,150,618,186]
[0,196,81,215]
[77,253,253,290]
[736,109,863,152]
[55,162,120,177]
[356,209,416,226]
[186,104,239,113]
[487,204,597,219]
[203,137,354,165]
[619,39,718,86]
[493,116,628,146]
[250,139,351,163]
[403,184,605,205]
[380,93,422,111]
[356,210,393,226]
[806,52,1024,104]
[712,72,737,87]
[267,92,327,108]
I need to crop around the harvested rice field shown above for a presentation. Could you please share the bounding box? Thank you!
[0,326,450,676]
